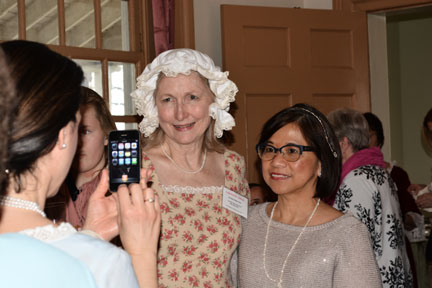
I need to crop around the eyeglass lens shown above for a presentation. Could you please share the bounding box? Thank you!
[259,145,301,162]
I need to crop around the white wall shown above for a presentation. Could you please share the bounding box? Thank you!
[193,0,332,67]
[387,15,432,184]
[368,14,392,161]
[304,0,332,10]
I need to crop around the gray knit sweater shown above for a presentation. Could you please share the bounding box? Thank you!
[237,203,382,288]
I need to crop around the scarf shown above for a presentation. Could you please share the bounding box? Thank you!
[325,147,386,206]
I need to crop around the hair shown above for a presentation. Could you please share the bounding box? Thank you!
[78,86,116,169]
[248,182,277,202]
[143,72,225,153]
[0,48,18,194]
[423,108,432,148]
[363,112,384,148]
[80,86,117,136]
[257,103,342,199]
[327,108,370,153]
[1,40,84,193]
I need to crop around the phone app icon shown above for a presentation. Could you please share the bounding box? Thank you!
[131,150,137,157]
[118,143,124,150]
[118,158,124,165]
[131,143,137,149]
[125,158,131,165]
[122,174,128,182]
[125,151,131,157]
[112,151,118,157]
[125,143,131,149]
[132,158,137,165]
[119,151,124,157]
[112,159,118,166]
[112,143,117,150]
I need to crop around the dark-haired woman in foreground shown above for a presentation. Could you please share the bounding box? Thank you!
[237,104,381,287]
[0,40,160,288]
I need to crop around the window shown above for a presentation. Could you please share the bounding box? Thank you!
[0,0,153,128]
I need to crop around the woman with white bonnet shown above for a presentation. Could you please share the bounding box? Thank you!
[132,49,249,287]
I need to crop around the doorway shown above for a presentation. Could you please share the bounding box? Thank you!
[368,6,432,185]
[368,6,432,288]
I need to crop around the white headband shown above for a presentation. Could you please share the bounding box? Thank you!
[131,48,238,138]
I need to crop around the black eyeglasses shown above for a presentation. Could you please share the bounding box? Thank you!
[256,143,314,162]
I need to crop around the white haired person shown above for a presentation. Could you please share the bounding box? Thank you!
[328,108,413,288]
[131,49,249,287]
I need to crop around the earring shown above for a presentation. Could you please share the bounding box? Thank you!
[61,143,67,149]
[318,171,322,178]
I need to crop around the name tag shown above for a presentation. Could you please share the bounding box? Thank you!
[222,187,248,219]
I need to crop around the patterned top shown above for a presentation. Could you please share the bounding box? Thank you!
[334,165,413,288]
[142,149,250,288]
[238,204,382,288]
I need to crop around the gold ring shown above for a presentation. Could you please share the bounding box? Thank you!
[145,198,155,203]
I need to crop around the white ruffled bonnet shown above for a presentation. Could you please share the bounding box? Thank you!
[131,48,238,138]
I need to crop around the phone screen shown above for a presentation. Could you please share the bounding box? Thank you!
[108,130,141,191]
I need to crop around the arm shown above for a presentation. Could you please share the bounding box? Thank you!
[411,182,432,209]
[407,183,427,196]
[228,152,250,199]
[391,166,420,215]
[416,192,432,209]
[117,168,161,288]
[238,155,250,200]
[333,221,382,288]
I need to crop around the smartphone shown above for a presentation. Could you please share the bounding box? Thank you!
[108,130,141,191]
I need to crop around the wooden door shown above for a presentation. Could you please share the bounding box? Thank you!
[221,5,370,183]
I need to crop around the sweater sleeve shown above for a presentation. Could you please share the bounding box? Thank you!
[333,220,382,288]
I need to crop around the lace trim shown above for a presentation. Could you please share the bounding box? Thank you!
[20,222,77,242]
[162,184,223,194]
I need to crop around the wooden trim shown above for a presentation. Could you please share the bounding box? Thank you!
[333,0,356,11]
[17,0,26,39]
[94,0,102,48]
[102,58,109,101]
[128,0,137,52]
[352,0,432,11]
[112,115,143,123]
[48,45,142,62]
[333,0,344,10]
[174,0,194,49]
[140,0,155,67]
[58,0,66,45]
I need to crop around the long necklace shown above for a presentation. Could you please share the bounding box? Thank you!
[263,198,320,288]
[0,195,46,218]
[161,144,207,174]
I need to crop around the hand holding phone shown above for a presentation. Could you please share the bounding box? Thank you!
[108,130,141,191]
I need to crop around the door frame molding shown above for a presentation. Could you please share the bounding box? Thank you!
[181,1,432,46]
[334,0,432,11]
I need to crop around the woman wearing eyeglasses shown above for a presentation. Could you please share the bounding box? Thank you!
[236,104,381,287]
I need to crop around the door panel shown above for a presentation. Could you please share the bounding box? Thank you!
[221,5,370,183]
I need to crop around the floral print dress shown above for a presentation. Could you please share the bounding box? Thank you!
[142,150,249,288]
[334,165,413,288]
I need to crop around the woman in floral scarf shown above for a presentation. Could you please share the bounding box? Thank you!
[328,108,413,288]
